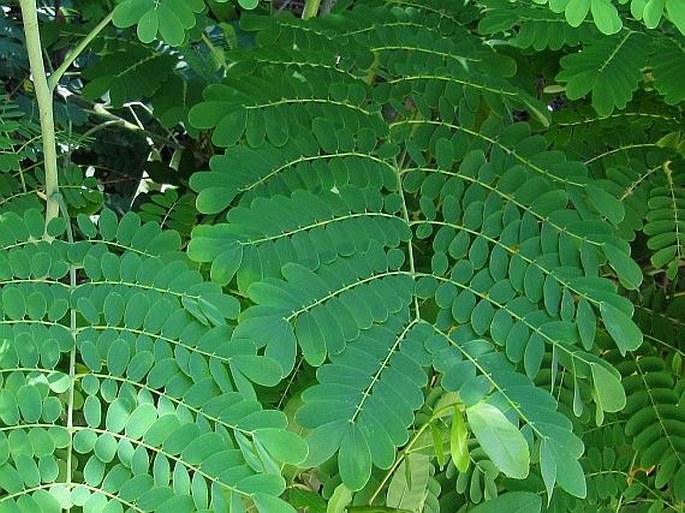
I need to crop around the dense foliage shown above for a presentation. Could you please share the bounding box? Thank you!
[0,0,683,512]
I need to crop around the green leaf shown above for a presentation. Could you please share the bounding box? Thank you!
[232,355,283,387]
[587,184,625,224]
[540,441,557,502]
[600,302,643,354]
[157,5,185,46]
[47,372,71,394]
[435,139,454,169]
[643,0,665,27]
[450,407,470,472]
[666,0,685,33]
[17,385,42,423]
[112,0,150,27]
[386,453,431,511]
[2,287,25,320]
[565,0,591,26]
[327,484,353,513]
[339,424,372,491]
[107,339,130,376]
[137,11,158,43]
[125,404,158,439]
[255,429,308,465]
[555,451,587,498]
[84,396,102,428]
[466,402,530,479]
[603,244,643,290]
[591,363,626,413]
[576,299,597,350]
[591,0,623,33]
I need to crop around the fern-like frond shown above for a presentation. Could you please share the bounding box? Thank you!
[425,324,587,498]
[233,244,414,372]
[189,185,410,288]
[188,66,382,149]
[82,44,177,108]
[184,0,644,501]
[138,188,198,239]
[546,105,680,163]
[617,286,685,503]
[0,93,95,209]
[644,162,685,279]
[651,36,685,106]
[0,94,42,174]
[189,133,401,215]
[478,0,599,50]
[296,318,430,490]
[545,104,685,278]
[556,31,652,116]
[0,209,305,512]
[621,354,685,502]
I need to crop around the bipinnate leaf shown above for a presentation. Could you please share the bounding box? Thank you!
[3,0,678,511]
[0,209,301,512]
[557,32,652,115]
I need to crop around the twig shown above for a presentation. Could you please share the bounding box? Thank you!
[19,0,59,229]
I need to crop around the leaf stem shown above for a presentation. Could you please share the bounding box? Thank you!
[394,148,421,319]
[201,32,229,72]
[48,12,114,91]
[368,403,456,505]
[19,0,59,230]
[302,0,322,19]
[65,247,77,491]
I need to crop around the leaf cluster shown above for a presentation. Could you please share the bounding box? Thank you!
[0,0,683,512]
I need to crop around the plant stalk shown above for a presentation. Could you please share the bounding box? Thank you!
[19,0,59,229]
[302,0,322,19]
[48,11,114,91]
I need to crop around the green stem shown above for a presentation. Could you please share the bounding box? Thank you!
[302,0,322,19]
[201,32,229,72]
[368,402,457,505]
[55,193,77,495]
[48,12,114,91]
[19,0,59,230]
